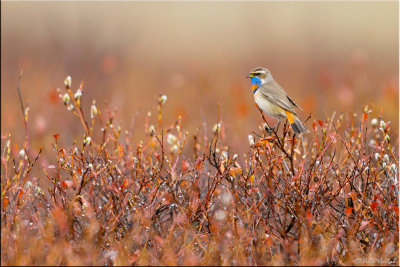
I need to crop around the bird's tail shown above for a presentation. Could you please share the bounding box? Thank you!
[284,110,309,135]
[291,119,308,134]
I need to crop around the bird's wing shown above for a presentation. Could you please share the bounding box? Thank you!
[259,80,302,114]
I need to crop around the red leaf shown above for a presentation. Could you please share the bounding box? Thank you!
[393,205,399,215]
[363,113,368,122]
[370,202,379,211]
[345,207,353,216]
[17,189,24,201]
[3,196,9,210]
[62,180,74,189]
[306,208,313,226]
[312,121,317,131]
[318,120,323,127]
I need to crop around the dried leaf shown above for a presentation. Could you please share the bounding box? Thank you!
[219,163,225,173]
[118,144,124,160]
[182,159,190,173]
[249,175,254,184]
[195,157,204,170]
[229,167,241,176]
[359,220,369,231]
[336,228,345,238]
[121,178,129,190]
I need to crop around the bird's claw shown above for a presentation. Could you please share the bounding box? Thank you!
[264,120,281,134]
[264,124,274,134]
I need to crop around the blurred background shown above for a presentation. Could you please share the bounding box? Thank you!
[1,1,398,155]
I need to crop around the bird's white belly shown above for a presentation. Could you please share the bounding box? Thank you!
[254,91,282,118]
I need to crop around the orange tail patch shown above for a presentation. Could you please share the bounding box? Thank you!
[284,110,296,124]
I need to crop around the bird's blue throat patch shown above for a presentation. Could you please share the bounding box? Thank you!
[251,77,262,94]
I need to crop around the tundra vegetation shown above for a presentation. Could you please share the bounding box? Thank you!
[1,76,398,266]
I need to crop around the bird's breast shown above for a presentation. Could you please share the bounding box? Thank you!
[254,91,283,117]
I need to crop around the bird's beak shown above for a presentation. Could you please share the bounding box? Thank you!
[246,73,253,78]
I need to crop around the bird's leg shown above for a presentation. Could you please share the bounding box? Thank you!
[256,105,280,135]
[264,118,282,134]
[270,119,282,130]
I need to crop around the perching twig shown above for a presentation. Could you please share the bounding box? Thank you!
[16,71,29,151]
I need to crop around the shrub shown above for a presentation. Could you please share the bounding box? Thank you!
[1,77,398,265]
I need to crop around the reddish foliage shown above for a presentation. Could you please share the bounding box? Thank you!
[370,202,379,211]
[1,79,398,266]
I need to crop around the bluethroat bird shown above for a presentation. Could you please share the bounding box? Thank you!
[247,67,308,134]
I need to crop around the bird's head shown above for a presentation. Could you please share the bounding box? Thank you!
[246,67,271,80]
[246,67,272,92]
